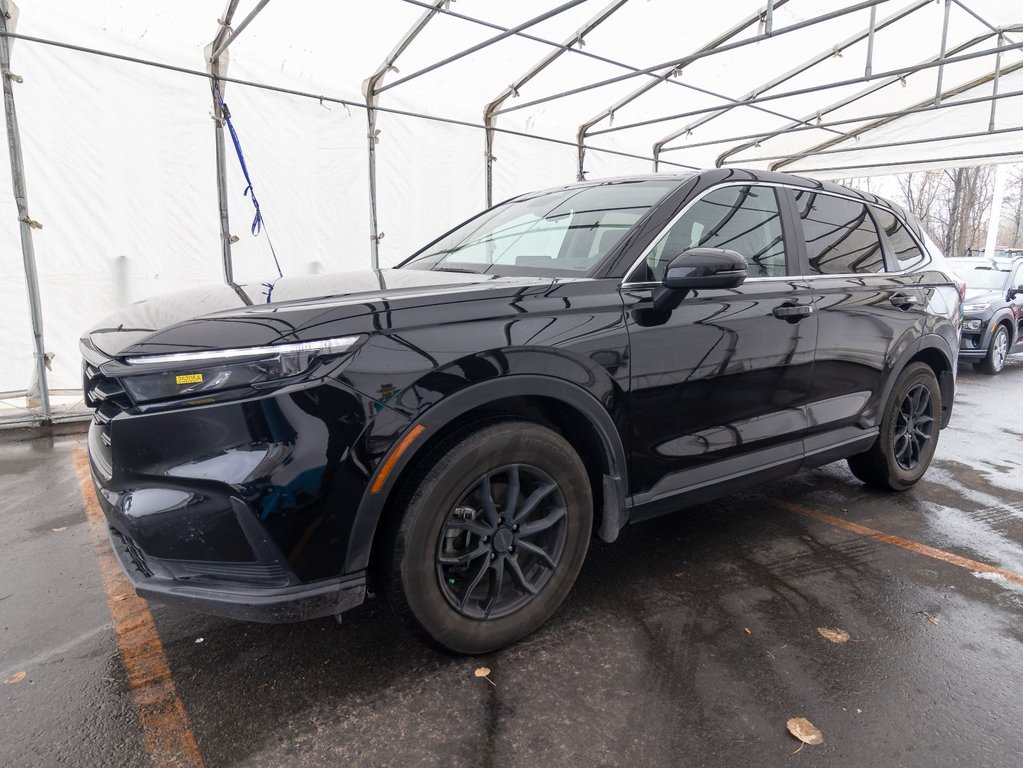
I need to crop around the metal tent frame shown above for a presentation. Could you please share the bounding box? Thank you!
[1,0,1022,426]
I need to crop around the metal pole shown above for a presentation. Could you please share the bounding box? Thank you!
[363,1,447,270]
[864,4,877,77]
[484,0,630,203]
[984,163,1008,258]
[989,33,1003,132]
[935,0,952,105]
[0,0,51,422]
[208,0,241,285]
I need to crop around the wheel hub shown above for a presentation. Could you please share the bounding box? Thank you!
[492,527,514,553]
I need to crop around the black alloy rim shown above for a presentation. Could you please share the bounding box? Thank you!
[893,383,934,470]
[435,464,568,620]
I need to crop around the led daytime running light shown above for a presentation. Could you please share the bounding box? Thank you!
[125,336,361,366]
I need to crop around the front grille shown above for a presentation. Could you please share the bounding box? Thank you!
[110,528,153,579]
[83,363,132,462]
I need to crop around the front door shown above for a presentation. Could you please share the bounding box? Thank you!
[623,183,816,517]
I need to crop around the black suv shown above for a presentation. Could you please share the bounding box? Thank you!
[82,169,961,653]
[954,256,1023,374]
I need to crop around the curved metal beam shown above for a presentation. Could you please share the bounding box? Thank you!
[767,57,1023,172]
[712,30,996,168]
[649,0,931,165]
[574,2,784,180]
[483,0,630,205]
[493,0,889,118]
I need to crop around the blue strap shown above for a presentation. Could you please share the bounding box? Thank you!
[214,85,284,287]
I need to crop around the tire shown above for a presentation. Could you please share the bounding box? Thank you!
[847,362,942,491]
[379,420,592,655]
[977,325,1009,375]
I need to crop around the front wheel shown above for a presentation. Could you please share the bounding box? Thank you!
[977,325,1009,375]
[847,362,941,491]
[380,421,592,654]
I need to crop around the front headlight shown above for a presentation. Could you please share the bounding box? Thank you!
[962,302,991,312]
[964,319,983,331]
[119,336,363,403]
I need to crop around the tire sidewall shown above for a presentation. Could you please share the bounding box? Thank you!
[989,326,1008,373]
[394,423,592,654]
[879,363,941,490]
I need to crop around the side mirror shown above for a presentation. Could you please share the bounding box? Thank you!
[654,248,747,312]
[1010,285,1023,299]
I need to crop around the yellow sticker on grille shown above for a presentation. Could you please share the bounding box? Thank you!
[175,373,204,385]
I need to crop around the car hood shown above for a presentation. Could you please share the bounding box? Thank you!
[82,268,555,359]
[963,289,1003,306]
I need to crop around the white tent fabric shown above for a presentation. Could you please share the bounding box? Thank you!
[1,0,1021,413]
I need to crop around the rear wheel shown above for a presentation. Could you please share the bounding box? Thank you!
[847,362,941,491]
[976,325,1009,375]
[380,421,592,654]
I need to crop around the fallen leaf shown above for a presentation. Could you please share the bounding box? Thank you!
[817,627,850,643]
[927,614,940,625]
[52,527,67,532]
[787,717,824,746]
[113,593,128,602]
[4,671,27,685]
[744,627,752,635]
[474,666,496,686]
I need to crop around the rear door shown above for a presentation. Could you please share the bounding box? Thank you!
[623,183,817,516]
[788,189,935,460]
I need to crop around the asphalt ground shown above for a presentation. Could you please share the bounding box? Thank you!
[2,358,1022,767]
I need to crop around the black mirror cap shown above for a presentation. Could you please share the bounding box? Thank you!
[662,248,748,291]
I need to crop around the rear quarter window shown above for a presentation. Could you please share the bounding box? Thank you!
[872,206,927,271]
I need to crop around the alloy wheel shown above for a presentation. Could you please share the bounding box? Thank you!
[893,383,934,470]
[992,329,1008,371]
[435,464,568,620]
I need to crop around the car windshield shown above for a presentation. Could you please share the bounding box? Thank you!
[957,261,1011,291]
[400,179,683,276]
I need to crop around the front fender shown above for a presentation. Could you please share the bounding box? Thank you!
[343,374,630,574]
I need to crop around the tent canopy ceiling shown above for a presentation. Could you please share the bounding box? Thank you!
[8,0,1022,179]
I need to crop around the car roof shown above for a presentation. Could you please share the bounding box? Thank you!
[515,168,912,220]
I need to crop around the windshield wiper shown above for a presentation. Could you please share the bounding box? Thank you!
[431,266,484,274]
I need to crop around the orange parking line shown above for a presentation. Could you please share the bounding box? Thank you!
[72,447,205,768]
[778,500,1023,587]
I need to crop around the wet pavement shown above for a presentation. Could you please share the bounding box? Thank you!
[2,359,1022,767]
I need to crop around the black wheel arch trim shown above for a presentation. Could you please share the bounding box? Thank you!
[870,333,956,431]
[343,375,630,574]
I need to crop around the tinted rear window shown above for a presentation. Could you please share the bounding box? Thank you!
[794,191,885,274]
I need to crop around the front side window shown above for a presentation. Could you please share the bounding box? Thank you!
[872,207,926,271]
[794,191,885,274]
[402,180,681,276]
[634,185,788,282]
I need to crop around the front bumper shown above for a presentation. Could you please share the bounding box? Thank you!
[84,366,410,622]
[958,318,993,358]
[107,522,366,622]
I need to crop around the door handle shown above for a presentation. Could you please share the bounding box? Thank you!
[890,293,920,309]
[773,304,813,320]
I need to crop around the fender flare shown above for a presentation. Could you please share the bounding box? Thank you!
[986,309,1018,346]
[871,333,955,431]
[343,375,630,573]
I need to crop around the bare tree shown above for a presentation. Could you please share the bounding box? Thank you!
[999,165,1023,248]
